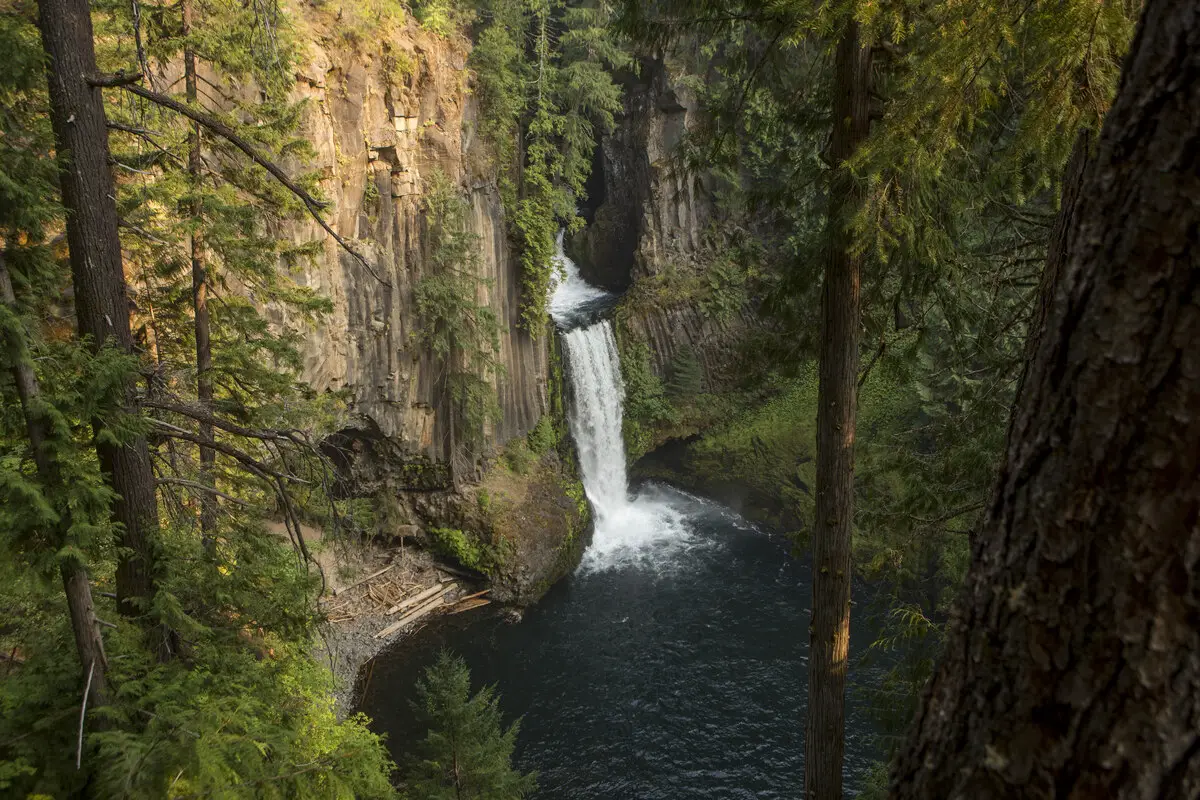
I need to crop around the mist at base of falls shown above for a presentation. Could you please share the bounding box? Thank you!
[550,235,696,574]
[360,236,889,797]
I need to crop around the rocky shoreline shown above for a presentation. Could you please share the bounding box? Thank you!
[312,544,489,715]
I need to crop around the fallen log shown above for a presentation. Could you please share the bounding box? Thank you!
[448,598,490,615]
[453,588,491,604]
[435,562,479,580]
[332,564,395,597]
[373,594,446,640]
[385,581,451,616]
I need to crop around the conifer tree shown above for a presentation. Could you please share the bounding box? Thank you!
[891,0,1200,791]
[35,0,171,654]
[406,652,538,800]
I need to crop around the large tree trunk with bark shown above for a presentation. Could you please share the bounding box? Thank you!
[36,0,167,651]
[890,0,1200,796]
[806,14,872,800]
[183,0,217,545]
[0,252,109,703]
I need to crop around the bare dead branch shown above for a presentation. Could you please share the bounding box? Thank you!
[155,477,258,507]
[118,219,172,246]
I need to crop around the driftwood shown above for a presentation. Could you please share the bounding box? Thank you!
[453,588,491,604]
[385,581,451,616]
[332,564,395,597]
[435,562,479,580]
[373,593,447,640]
[449,598,490,615]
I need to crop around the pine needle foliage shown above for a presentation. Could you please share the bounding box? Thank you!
[413,170,505,445]
[404,652,537,800]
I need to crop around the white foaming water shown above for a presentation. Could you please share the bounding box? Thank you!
[549,236,697,572]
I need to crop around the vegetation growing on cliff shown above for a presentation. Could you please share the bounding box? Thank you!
[468,0,631,329]
[414,170,504,446]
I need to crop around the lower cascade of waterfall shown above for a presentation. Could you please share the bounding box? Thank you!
[549,235,695,571]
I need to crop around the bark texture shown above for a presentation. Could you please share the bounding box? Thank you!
[36,0,165,635]
[806,16,871,800]
[183,0,217,542]
[891,0,1200,796]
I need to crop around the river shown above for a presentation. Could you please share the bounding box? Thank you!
[359,239,888,798]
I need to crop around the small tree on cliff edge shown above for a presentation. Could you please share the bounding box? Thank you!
[406,652,538,800]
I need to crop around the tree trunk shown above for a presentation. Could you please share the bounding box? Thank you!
[806,15,871,800]
[890,1,1200,796]
[36,0,168,652]
[183,0,217,545]
[0,252,109,702]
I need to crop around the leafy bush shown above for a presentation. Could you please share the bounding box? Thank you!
[428,527,506,576]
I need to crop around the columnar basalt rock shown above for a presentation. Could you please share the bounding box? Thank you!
[573,58,751,392]
[280,21,550,465]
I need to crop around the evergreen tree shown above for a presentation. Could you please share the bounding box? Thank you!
[892,0,1200,792]
[414,170,504,461]
[405,652,538,800]
[1,0,398,794]
[666,344,704,398]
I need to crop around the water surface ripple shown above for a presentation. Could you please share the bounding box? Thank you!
[361,489,884,799]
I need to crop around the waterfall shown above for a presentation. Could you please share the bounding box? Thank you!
[559,322,629,523]
[550,234,693,571]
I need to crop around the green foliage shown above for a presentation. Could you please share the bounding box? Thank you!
[0,524,397,798]
[469,0,632,330]
[501,415,558,475]
[404,652,537,799]
[526,414,559,455]
[413,0,473,36]
[428,527,505,576]
[666,344,704,399]
[616,335,676,460]
[470,0,526,185]
[413,170,505,444]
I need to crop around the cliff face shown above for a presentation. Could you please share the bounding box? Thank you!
[243,12,589,600]
[571,59,751,392]
[279,17,548,473]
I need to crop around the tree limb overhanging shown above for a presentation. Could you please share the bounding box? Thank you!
[91,71,392,288]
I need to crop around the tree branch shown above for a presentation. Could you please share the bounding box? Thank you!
[92,73,392,288]
[151,422,310,486]
[155,477,257,507]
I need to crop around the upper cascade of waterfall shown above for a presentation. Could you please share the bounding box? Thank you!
[549,234,697,572]
[549,232,616,330]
